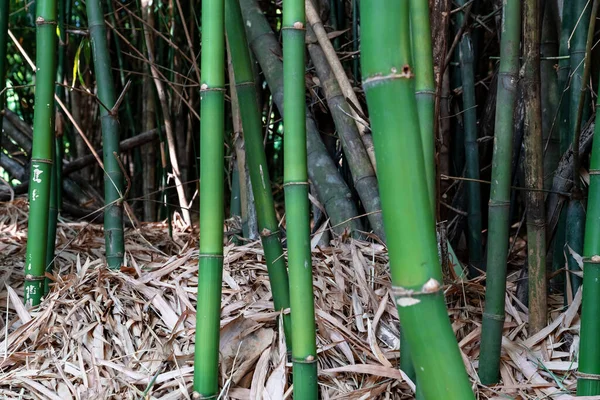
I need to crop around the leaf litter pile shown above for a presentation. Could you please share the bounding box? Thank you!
[0,199,589,399]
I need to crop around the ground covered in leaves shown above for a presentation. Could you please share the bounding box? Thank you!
[0,199,587,399]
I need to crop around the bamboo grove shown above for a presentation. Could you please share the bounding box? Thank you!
[4,0,600,397]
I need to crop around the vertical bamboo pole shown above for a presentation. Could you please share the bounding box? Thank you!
[225,0,293,347]
[478,0,521,384]
[283,0,318,397]
[523,0,547,334]
[456,0,482,276]
[23,0,57,306]
[0,0,8,131]
[86,0,125,270]
[361,1,474,398]
[193,0,225,395]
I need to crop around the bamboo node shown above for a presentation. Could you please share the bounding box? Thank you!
[24,274,45,281]
[584,255,600,264]
[191,393,218,399]
[36,16,57,26]
[575,371,600,380]
[391,279,442,307]
[292,355,318,364]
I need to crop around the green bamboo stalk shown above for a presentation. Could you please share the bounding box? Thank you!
[567,0,598,299]
[523,0,547,334]
[44,0,67,295]
[478,0,521,385]
[564,0,592,303]
[283,0,318,396]
[401,0,437,384]
[409,0,435,214]
[193,0,225,395]
[0,0,8,133]
[551,1,575,289]
[456,0,482,276]
[23,0,58,306]
[225,0,293,347]
[361,2,474,398]
[577,51,600,400]
[87,0,125,270]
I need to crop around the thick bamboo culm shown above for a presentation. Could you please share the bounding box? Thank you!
[283,0,319,397]
[360,1,474,398]
[478,0,521,385]
[23,0,57,306]
[193,0,225,395]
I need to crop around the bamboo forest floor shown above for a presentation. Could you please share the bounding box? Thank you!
[0,199,586,399]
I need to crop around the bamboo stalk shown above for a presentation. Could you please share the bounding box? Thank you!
[566,0,599,297]
[225,0,293,348]
[456,0,482,276]
[193,0,225,394]
[23,0,58,306]
[86,0,125,270]
[577,32,600,399]
[361,1,474,398]
[409,0,435,213]
[283,0,318,396]
[0,0,8,135]
[551,1,575,289]
[478,0,521,385]
[523,0,547,334]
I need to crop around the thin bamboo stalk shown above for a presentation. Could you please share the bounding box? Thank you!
[0,0,8,132]
[283,0,318,396]
[478,0,521,385]
[86,0,125,270]
[361,1,474,398]
[523,0,547,334]
[44,0,67,294]
[566,0,599,297]
[409,0,435,213]
[563,0,593,301]
[193,0,225,394]
[577,38,600,400]
[551,1,575,289]
[456,0,482,276]
[225,0,293,347]
[23,0,57,306]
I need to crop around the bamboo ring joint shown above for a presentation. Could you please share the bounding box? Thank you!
[575,371,600,381]
[292,355,317,364]
[36,17,57,26]
[392,278,442,307]
[191,393,218,399]
[583,255,600,264]
[283,181,309,187]
[589,169,600,175]
[482,312,505,322]
[198,254,224,259]
[24,274,45,281]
